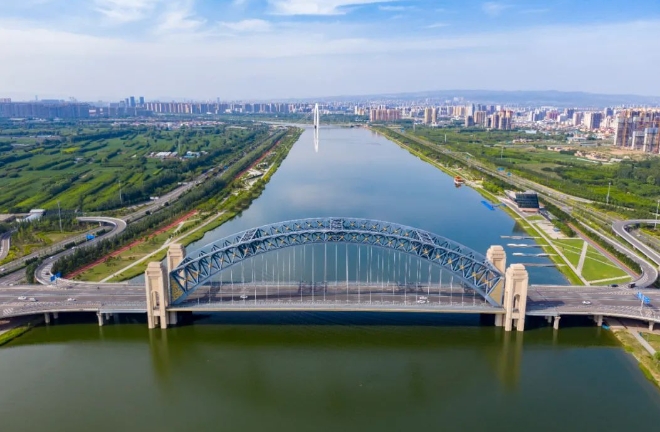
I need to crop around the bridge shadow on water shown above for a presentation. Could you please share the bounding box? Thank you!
[191,310,485,327]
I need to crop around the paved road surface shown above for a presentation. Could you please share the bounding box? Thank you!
[0,284,146,319]
[1,282,659,324]
[528,285,660,321]
[34,217,127,285]
[613,219,660,266]
[0,217,126,281]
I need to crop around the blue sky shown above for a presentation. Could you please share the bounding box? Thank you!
[1,0,659,100]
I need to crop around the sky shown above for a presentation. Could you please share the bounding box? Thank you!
[1,0,659,101]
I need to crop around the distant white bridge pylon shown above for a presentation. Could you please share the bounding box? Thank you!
[313,103,320,153]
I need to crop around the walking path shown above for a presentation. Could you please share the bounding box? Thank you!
[100,212,224,282]
[576,241,589,275]
[631,330,657,356]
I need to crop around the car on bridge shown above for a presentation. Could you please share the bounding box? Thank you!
[17,296,26,301]
[582,300,592,305]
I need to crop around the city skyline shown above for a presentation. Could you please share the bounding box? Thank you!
[1,0,660,100]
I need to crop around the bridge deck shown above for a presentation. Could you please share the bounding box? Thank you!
[1,283,659,324]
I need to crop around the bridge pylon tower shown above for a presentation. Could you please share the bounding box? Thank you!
[145,262,168,329]
[503,264,529,332]
[313,103,320,153]
[487,245,507,327]
[145,243,186,329]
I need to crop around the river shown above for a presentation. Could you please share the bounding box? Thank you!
[1,126,659,431]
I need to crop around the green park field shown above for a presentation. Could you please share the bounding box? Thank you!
[0,121,272,213]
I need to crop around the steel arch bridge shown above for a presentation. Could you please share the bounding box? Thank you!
[169,218,504,306]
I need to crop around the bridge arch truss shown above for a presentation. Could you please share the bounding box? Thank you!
[169,218,504,306]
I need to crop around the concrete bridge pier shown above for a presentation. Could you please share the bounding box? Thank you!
[594,315,603,327]
[44,312,51,324]
[53,312,59,320]
[650,322,655,331]
[97,312,105,327]
[553,316,561,330]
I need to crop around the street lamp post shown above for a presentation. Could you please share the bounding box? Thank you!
[57,200,63,233]
[655,200,659,230]
[606,181,611,205]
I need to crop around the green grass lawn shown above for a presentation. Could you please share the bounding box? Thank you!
[581,245,630,282]
[644,334,660,352]
[552,239,630,282]
[553,239,584,268]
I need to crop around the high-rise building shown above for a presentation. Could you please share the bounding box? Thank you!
[369,108,401,122]
[474,111,487,126]
[584,112,603,129]
[0,101,91,119]
[139,96,145,106]
[643,128,659,152]
[614,110,660,152]
[572,112,583,126]
[424,107,435,125]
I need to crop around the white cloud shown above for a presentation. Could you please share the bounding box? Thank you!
[219,19,271,32]
[1,19,659,99]
[269,0,396,15]
[426,22,449,28]
[520,8,550,14]
[155,0,205,34]
[482,2,510,17]
[94,0,161,23]
[379,5,411,12]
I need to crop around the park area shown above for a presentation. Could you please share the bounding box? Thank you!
[552,238,632,285]
[0,121,271,213]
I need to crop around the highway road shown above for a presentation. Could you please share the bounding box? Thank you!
[613,219,660,266]
[527,284,660,322]
[0,216,126,287]
[0,284,145,319]
[0,216,126,278]
[0,281,659,325]
[34,217,126,285]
